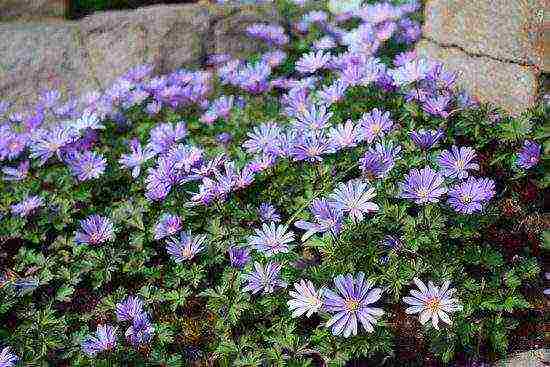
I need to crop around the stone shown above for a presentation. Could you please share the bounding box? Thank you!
[0,0,66,20]
[416,38,540,116]
[495,349,549,367]
[0,21,99,110]
[423,0,546,72]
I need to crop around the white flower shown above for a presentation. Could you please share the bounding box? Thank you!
[329,180,378,222]
[287,279,324,318]
[403,277,463,330]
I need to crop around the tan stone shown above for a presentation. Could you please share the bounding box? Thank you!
[423,0,546,71]
[416,38,540,116]
[0,0,67,20]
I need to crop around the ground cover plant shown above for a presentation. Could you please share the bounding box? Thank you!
[0,0,547,365]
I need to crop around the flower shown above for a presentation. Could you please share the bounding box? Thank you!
[294,103,333,130]
[71,112,104,132]
[438,146,478,180]
[258,203,281,223]
[516,140,541,169]
[318,79,347,105]
[403,277,462,330]
[125,313,154,347]
[324,272,384,337]
[11,195,43,217]
[410,129,444,150]
[116,296,144,322]
[287,279,324,318]
[242,261,287,295]
[295,51,331,74]
[447,177,495,214]
[2,160,30,181]
[75,215,115,245]
[422,95,452,118]
[229,246,250,268]
[248,223,295,256]
[359,141,401,179]
[291,132,333,163]
[0,346,19,367]
[148,121,187,154]
[119,138,156,178]
[166,231,207,262]
[81,324,118,357]
[295,199,344,241]
[30,125,79,165]
[153,213,183,240]
[246,23,288,46]
[328,120,363,151]
[329,180,378,222]
[242,122,281,155]
[359,108,393,143]
[399,167,447,204]
[67,151,107,181]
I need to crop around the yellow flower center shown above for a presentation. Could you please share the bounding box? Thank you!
[417,189,429,199]
[426,297,441,312]
[345,299,360,311]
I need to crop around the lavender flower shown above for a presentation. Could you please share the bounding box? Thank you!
[153,213,183,240]
[258,203,281,223]
[287,279,324,318]
[216,132,233,146]
[295,199,344,241]
[71,112,104,132]
[313,36,337,50]
[295,51,331,74]
[166,231,207,262]
[318,80,347,105]
[261,50,287,68]
[422,95,452,118]
[125,313,154,347]
[324,273,384,337]
[410,129,444,150]
[403,277,462,330]
[248,223,294,256]
[291,132,333,163]
[237,61,272,94]
[30,125,78,165]
[294,103,333,130]
[243,122,281,155]
[75,215,115,245]
[359,108,393,143]
[0,346,19,367]
[246,23,288,46]
[242,261,287,295]
[447,177,495,214]
[116,296,144,322]
[359,142,401,179]
[2,160,29,181]
[329,180,378,222]
[390,58,435,86]
[516,140,541,169]
[229,246,251,268]
[148,121,187,154]
[328,120,363,150]
[67,151,107,181]
[438,146,478,180]
[11,195,44,217]
[81,324,118,357]
[399,167,447,204]
[119,138,156,178]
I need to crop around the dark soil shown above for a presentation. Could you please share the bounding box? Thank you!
[67,0,199,19]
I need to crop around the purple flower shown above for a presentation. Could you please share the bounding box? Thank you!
[516,140,541,169]
[153,213,183,240]
[119,138,156,178]
[438,146,478,180]
[148,121,187,154]
[210,95,234,120]
[295,51,331,74]
[190,177,218,206]
[30,125,79,165]
[2,160,29,181]
[403,277,462,330]
[146,101,162,116]
[318,79,347,105]
[422,95,452,118]
[70,112,104,132]
[246,23,289,46]
[75,215,115,245]
[237,61,272,94]
[294,103,333,130]
[313,36,337,50]
[390,58,435,86]
[328,120,363,151]
[359,141,401,179]
[243,122,281,155]
[447,177,495,214]
[242,261,287,295]
[166,231,207,262]
[116,296,144,322]
[229,246,250,268]
[399,167,447,204]
[216,132,233,146]
[291,132,333,163]
[324,272,384,337]
[206,53,232,66]
[359,108,393,143]
[394,50,417,67]
[125,313,154,347]
[295,199,344,241]
[258,203,281,223]
[261,50,287,68]
[248,223,294,256]
[329,180,378,222]
[410,129,444,150]
[39,89,61,109]
[287,279,324,318]
[0,346,19,367]
[67,151,107,181]
[11,195,44,217]
[81,324,118,357]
